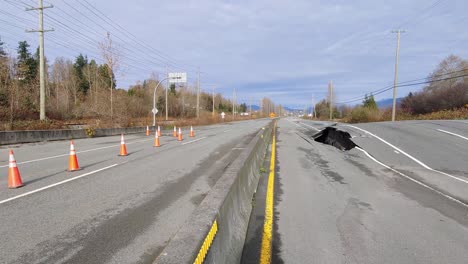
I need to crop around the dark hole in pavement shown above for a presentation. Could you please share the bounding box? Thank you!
[313,127,357,151]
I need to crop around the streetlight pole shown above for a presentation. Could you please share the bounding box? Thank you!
[165,66,168,121]
[153,77,170,126]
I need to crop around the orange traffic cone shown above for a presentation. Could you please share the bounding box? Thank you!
[173,126,177,137]
[146,125,150,136]
[178,127,183,141]
[68,141,80,171]
[119,134,128,156]
[190,126,195,137]
[8,150,23,189]
[154,131,161,147]
[157,126,161,137]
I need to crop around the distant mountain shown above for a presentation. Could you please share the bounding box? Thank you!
[283,106,300,112]
[376,98,402,109]
[250,105,260,111]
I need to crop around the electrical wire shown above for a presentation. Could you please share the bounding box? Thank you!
[336,72,468,104]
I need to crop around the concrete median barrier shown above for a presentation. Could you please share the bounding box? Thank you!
[155,121,274,264]
[0,126,156,145]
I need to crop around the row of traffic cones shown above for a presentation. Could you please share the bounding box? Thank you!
[6,134,128,189]
[150,125,195,142]
[5,126,197,189]
[146,126,162,137]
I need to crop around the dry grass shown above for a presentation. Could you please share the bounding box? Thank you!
[342,107,468,123]
[342,106,382,123]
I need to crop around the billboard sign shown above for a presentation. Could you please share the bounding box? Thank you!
[168,72,187,83]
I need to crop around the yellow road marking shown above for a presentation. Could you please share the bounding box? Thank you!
[260,122,276,264]
[193,220,218,264]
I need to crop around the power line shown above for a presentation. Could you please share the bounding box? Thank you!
[4,0,205,82]
[80,0,200,73]
[336,72,468,105]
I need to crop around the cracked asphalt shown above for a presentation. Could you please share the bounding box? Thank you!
[243,118,468,264]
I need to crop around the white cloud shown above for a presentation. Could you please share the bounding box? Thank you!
[2,0,467,107]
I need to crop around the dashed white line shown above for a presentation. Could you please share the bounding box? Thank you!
[0,138,153,168]
[0,163,119,205]
[298,122,321,131]
[346,124,468,185]
[355,147,468,208]
[286,119,320,131]
[436,129,468,141]
[181,137,207,145]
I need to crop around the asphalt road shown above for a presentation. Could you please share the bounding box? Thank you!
[0,119,270,264]
[245,118,468,264]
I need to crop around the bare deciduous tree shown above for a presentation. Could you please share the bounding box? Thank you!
[99,32,120,122]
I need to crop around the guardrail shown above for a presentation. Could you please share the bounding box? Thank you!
[155,120,274,264]
[0,126,156,145]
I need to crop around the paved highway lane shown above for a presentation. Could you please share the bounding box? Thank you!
[0,119,270,264]
[256,118,468,263]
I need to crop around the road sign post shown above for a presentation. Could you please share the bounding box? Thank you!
[153,73,187,126]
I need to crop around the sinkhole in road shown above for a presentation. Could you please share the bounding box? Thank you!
[313,127,357,151]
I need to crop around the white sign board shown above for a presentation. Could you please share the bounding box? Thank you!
[168,72,187,83]
[221,112,226,119]
[152,108,158,114]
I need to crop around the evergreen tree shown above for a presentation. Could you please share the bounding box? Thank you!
[0,37,6,57]
[16,41,38,83]
[98,64,116,89]
[74,54,90,94]
[169,83,176,95]
[362,93,378,109]
[239,103,247,112]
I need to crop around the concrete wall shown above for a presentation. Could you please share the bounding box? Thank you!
[155,121,273,264]
[0,126,156,145]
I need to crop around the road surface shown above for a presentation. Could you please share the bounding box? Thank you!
[243,118,468,264]
[0,119,270,264]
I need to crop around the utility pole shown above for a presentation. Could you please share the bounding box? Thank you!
[391,29,405,122]
[312,95,315,119]
[232,88,237,117]
[234,88,237,117]
[329,81,333,120]
[165,65,168,120]
[26,0,54,121]
[212,87,215,117]
[249,97,252,119]
[196,67,200,119]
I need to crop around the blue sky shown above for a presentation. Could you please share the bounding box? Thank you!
[1,0,467,108]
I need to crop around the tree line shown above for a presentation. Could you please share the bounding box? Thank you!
[0,37,267,129]
[308,55,468,122]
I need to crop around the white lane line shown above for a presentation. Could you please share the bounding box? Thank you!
[0,138,153,168]
[355,147,468,208]
[0,153,68,168]
[288,120,302,127]
[223,129,231,132]
[286,119,311,130]
[286,119,321,131]
[298,122,321,131]
[436,129,468,141]
[346,125,468,185]
[181,137,207,145]
[0,163,118,205]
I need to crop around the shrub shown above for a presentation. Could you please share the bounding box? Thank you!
[346,106,382,123]
[85,127,96,137]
